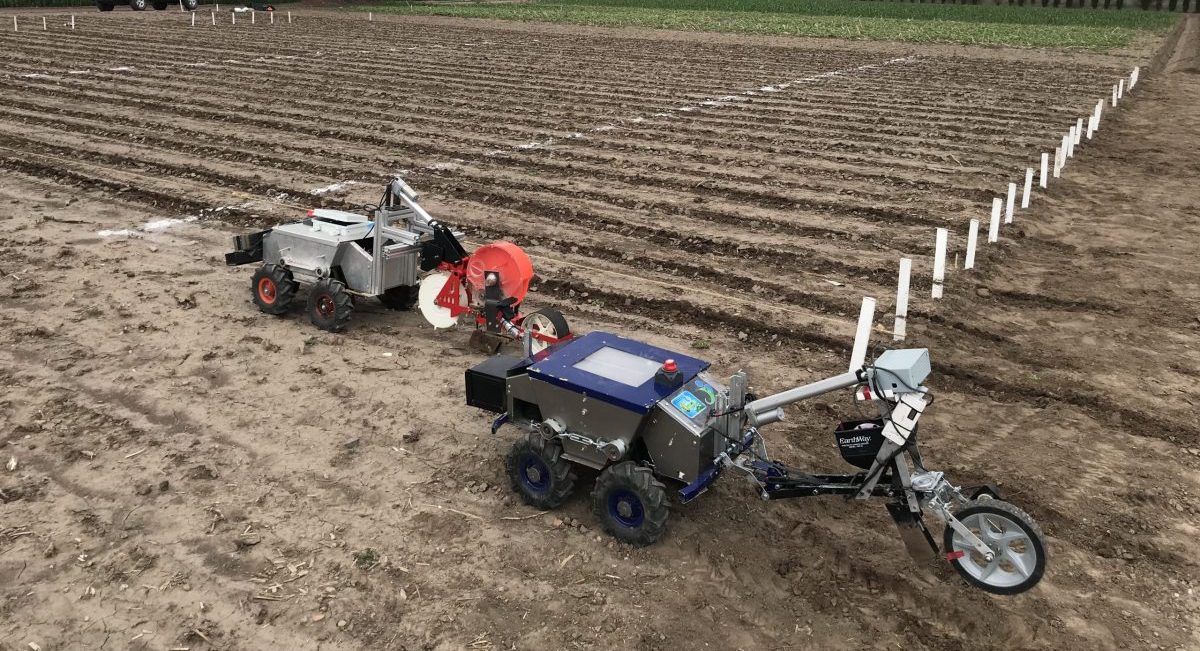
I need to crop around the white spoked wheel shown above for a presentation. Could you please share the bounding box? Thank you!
[521,308,570,354]
[945,499,1046,595]
[417,272,467,330]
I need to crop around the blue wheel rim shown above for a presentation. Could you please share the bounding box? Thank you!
[519,453,551,494]
[607,488,645,528]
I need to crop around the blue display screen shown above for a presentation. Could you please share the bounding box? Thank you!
[671,390,706,419]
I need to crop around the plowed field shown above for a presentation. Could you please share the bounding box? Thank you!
[1,11,1197,651]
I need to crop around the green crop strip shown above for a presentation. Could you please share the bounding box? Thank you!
[359,0,1179,50]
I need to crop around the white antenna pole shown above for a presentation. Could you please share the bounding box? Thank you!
[894,259,911,341]
[849,297,876,372]
[964,219,979,270]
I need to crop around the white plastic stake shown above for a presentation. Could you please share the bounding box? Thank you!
[1118,78,1125,100]
[1112,84,1118,107]
[894,258,912,341]
[270,11,274,23]
[13,16,17,31]
[1131,66,1139,89]
[1074,118,1083,146]
[1095,99,1103,131]
[988,197,1001,243]
[932,228,947,299]
[231,11,235,24]
[288,11,292,23]
[369,11,372,21]
[1053,147,1062,178]
[251,10,255,24]
[1021,168,1032,209]
[43,16,47,30]
[1040,153,1048,188]
[191,11,195,26]
[71,14,75,29]
[1067,127,1075,158]
[1004,183,1016,224]
[965,220,979,270]
[1086,114,1094,140]
[849,297,876,372]
[211,10,215,25]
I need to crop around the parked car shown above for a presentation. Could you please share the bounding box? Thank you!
[97,0,199,11]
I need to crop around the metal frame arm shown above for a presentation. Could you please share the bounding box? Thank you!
[744,370,861,420]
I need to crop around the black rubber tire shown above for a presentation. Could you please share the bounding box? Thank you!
[250,264,297,316]
[96,0,115,10]
[505,433,576,510]
[181,0,198,9]
[378,285,418,311]
[306,279,353,332]
[129,0,147,10]
[591,462,669,547]
[944,499,1046,595]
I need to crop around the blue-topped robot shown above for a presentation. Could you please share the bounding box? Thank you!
[466,322,1047,595]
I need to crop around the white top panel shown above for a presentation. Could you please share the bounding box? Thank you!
[573,346,661,388]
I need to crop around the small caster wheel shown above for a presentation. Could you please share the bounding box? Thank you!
[592,461,669,546]
[506,433,575,509]
[250,264,297,315]
[521,307,570,353]
[945,499,1046,595]
[307,278,353,331]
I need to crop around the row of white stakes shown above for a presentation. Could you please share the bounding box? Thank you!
[891,64,1141,342]
[12,15,74,30]
[8,10,295,30]
[197,10,292,26]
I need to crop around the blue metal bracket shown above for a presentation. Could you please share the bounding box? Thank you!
[490,413,510,435]
[679,465,721,504]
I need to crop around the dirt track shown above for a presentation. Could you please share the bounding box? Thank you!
[0,10,1198,651]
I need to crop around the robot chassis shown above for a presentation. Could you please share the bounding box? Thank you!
[467,326,1047,595]
[225,177,571,350]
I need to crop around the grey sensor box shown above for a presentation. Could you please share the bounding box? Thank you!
[873,348,930,391]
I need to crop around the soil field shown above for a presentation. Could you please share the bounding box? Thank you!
[0,10,1198,651]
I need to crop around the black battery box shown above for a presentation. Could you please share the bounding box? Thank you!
[465,355,531,414]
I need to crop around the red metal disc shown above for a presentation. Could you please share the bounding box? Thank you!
[465,241,534,303]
